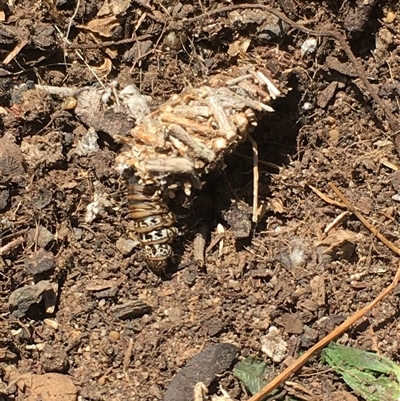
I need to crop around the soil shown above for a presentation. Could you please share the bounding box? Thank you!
[1,1,400,400]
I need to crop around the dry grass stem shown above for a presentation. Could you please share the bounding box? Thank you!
[247,134,259,223]
[381,158,399,171]
[324,211,351,234]
[307,183,346,208]
[329,182,400,256]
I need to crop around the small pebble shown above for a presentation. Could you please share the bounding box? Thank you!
[40,344,69,373]
[109,331,120,342]
[329,129,341,142]
[301,38,317,56]
[164,31,186,50]
[62,96,77,110]
[386,11,396,23]
[302,102,313,111]
[261,326,288,363]
[74,127,99,156]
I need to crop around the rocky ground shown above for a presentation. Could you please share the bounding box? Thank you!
[1,1,400,400]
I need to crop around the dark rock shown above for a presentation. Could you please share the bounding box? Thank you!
[8,281,56,319]
[0,188,9,211]
[182,265,197,286]
[40,344,69,373]
[26,225,54,248]
[206,318,224,337]
[24,249,55,277]
[222,201,252,238]
[300,328,319,348]
[31,188,53,210]
[164,343,239,401]
[343,0,375,33]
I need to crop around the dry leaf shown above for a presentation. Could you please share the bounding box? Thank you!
[228,37,251,57]
[193,382,208,401]
[91,58,113,78]
[270,197,284,213]
[78,16,121,37]
[316,229,358,261]
[316,229,358,250]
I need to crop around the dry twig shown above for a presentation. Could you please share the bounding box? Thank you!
[3,39,29,65]
[324,211,351,234]
[329,182,400,256]
[247,134,259,223]
[307,182,346,208]
[0,237,24,256]
[193,224,209,267]
[123,337,134,379]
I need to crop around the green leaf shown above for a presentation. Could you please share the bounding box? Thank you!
[233,357,268,395]
[322,343,400,401]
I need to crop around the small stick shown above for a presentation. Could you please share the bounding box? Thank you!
[66,34,153,49]
[3,39,29,64]
[247,134,259,223]
[307,182,346,208]
[324,211,351,234]
[123,337,134,379]
[0,237,24,256]
[35,84,79,97]
[54,25,107,90]
[206,95,237,140]
[167,124,216,162]
[381,158,399,171]
[205,233,224,255]
[236,153,280,171]
[193,224,209,267]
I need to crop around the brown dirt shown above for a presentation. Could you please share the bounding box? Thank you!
[1,1,400,400]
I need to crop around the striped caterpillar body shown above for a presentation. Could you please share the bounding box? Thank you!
[128,177,177,273]
[116,64,285,272]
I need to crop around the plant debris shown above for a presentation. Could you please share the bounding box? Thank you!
[323,343,400,401]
